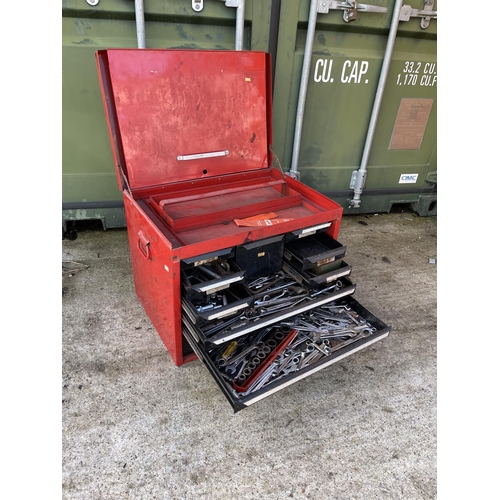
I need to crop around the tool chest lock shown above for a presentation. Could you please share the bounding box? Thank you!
[96,49,391,412]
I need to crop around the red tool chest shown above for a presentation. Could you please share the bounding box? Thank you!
[96,49,390,412]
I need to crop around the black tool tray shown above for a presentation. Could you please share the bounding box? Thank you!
[182,283,254,326]
[233,235,284,280]
[180,247,235,269]
[282,260,353,289]
[284,232,347,270]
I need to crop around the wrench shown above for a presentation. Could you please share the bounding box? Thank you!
[307,340,332,356]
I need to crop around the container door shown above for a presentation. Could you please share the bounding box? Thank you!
[272,0,437,215]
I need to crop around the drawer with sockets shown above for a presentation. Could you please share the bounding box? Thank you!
[182,294,391,412]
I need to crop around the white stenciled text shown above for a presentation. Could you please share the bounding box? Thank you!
[313,58,370,84]
[396,60,437,87]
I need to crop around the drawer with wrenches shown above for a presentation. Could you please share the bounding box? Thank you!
[181,263,357,348]
[182,295,391,412]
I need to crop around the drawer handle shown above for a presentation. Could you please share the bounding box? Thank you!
[137,231,151,260]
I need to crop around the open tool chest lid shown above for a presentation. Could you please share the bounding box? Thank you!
[96,49,273,191]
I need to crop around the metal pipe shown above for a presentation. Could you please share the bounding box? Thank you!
[349,0,404,208]
[289,0,319,179]
[135,0,146,49]
[235,0,245,50]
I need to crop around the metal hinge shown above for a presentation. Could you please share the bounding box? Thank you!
[399,0,437,29]
[220,0,245,8]
[192,0,203,12]
[317,1,387,22]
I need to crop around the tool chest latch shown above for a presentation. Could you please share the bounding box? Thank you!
[317,1,388,22]
[399,1,437,29]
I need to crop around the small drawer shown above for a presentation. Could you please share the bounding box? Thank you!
[181,259,245,299]
[284,222,332,242]
[182,284,254,327]
[282,260,353,289]
[181,247,235,269]
[284,233,347,270]
[234,235,284,280]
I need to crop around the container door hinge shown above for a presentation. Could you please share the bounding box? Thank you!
[349,169,367,190]
[192,0,203,12]
[318,1,388,22]
[220,0,244,8]
[399,1,437,29]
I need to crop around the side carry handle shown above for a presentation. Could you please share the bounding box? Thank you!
[137,230,151,260]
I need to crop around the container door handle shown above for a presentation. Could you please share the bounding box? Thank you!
[137,231,151,260]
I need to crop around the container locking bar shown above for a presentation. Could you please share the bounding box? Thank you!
[348,0,404,208]
[399,1,437,29]
[192,1,245,49]
[289,0,388,180]
[219,0,246,50]
[317,1,388,23]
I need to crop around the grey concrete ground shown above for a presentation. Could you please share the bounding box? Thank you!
[62,210,437,500]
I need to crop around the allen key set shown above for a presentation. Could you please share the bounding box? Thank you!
[96,48,391,412]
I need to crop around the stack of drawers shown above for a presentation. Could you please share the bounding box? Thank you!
[180,229,390,412]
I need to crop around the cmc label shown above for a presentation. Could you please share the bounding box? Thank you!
[399,174,419,184]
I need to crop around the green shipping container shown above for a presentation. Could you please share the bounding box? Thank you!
[62,0,436,236]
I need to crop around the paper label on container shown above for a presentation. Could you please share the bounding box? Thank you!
[389,98,433,150]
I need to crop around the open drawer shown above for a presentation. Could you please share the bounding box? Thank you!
[183,274,357,346]
[284,232,347,270]
[182,295,391,412]
[282,260,353,289]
